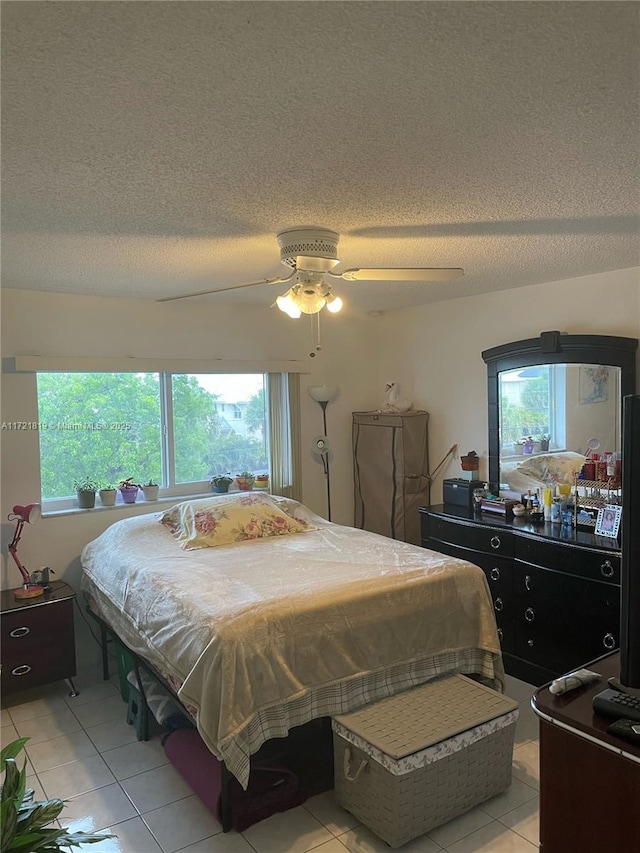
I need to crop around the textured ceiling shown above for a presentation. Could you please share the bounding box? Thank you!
[2,1,639,313]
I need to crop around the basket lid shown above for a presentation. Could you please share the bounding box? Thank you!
[332,674,518,759]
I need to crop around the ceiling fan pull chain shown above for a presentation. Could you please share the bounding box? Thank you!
[309,313,322,358]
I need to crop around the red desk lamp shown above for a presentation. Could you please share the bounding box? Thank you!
[8,503,45,599]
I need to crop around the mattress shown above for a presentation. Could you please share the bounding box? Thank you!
[81,496,504,788]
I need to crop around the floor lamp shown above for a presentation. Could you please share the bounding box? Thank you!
[308,385,338,521]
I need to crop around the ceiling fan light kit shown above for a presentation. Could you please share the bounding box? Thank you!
[276,273,344,318]
[159,225,464,313]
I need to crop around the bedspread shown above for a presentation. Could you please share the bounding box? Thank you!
[81,499,503,787]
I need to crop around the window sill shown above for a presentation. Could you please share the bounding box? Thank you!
[42,492,215,519]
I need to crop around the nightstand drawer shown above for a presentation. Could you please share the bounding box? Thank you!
[1,641,76,694]
[1,599,74,654]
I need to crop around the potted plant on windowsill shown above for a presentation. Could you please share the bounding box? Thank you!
[538,433,551,452]
[2,737,115,850]
[235,471,255,491]
[98,484,118,506]
[211,474,233,494]
[118,477,139,504]
[74,477,98,509]
[254,473,270,490]
[141,480,160,501]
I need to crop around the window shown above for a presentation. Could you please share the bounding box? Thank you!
[37,372,271,507]
[499,364,567,451]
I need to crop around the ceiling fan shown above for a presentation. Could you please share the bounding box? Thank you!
[157,227,464,317]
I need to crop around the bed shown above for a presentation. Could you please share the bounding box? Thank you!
[80,492,504,791]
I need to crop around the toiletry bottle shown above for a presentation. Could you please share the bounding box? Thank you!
[606,453,616,477]
[543,486,553,521]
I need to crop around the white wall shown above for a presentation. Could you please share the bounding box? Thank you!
[2,269,639,665]
[377,267,640,496]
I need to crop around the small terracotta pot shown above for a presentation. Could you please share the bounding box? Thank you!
[236,476,254,491]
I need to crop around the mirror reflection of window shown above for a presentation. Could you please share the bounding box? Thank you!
[499,364,557,453]
[498,363,621,461]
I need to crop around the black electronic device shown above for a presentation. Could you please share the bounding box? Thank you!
[606,718,640,745]
[620,394,640,689]
[442,478,484,511]
[592,688,640,724]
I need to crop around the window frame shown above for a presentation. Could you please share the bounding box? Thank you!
[36,370,281,512]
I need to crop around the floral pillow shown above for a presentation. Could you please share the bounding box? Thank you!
[517,451,586,485]
[160,493,317,550]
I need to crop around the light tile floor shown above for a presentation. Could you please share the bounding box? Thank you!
[1,668,540,852]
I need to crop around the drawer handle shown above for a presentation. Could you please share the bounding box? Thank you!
[603,632,616,650]
[527,639,534,647]
[524,575,532,592]
[600,560,615,579]
[9,626,30,638]
[490,567,500,581]
[525,607,535,622]
[497,628,504,642]
[494,597,504,612]
[11,665,32,677]
[490,536,501,550]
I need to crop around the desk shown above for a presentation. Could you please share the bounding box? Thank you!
[532,653,640,852]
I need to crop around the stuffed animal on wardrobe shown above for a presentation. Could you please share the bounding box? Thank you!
[382,383,413,413]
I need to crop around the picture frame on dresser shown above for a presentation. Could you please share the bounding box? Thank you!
[594,504,622,538]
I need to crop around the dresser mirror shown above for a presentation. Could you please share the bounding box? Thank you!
[482,332,637,491]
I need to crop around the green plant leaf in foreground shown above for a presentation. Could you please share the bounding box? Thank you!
[1,739,115,853]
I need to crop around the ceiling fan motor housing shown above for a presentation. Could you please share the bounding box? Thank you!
[277,228,340,271]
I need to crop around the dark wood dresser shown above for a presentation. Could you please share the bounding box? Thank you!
[420,505,621,685]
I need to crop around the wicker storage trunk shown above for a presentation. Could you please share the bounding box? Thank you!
[332,674,519,848]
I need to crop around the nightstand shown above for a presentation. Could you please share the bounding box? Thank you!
[1,582,78,697]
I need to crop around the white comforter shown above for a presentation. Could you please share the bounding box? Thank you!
[81,499,503,787]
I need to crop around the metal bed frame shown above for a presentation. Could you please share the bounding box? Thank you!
[86,605,235,832]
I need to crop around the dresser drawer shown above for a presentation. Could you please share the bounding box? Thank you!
[515,537,620,584]
[423,513,514,557]
[514,564,620,672]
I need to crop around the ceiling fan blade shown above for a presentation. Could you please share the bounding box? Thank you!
[156,272,295,303]
[333,268,464,282]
